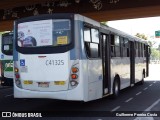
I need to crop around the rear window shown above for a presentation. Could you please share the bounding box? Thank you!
[17,19,71,48]
[2,33,13,55]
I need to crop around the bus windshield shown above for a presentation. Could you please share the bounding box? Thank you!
[17,19,71,48]
[2,33,13,55]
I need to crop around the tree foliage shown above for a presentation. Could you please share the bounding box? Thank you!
[101,22,108,25]
[151,48,160,60]
[147,41,156,47]
[135,33,148,40]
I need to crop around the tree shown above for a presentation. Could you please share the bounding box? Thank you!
[101,21,108,25]
[135,33,148,40]
[157,44,160,51]
[147,41,156,47]
[151,48,160,60]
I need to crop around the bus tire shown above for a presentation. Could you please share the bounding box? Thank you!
[112,77,120,98]
[140,72,145,85]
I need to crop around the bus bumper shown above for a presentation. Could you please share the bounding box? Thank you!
[14,85,84,101]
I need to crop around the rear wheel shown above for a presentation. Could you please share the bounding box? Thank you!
[112,77,120,98]
[140,73,145,85]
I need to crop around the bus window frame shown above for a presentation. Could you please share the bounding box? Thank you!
[83,23,101,59]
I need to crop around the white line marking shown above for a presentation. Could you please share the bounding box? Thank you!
[134,99,160,120]
[136,92,142,96]
[111,106,120,112]
[5,94,13,97]
[145,98,160,111]
[143,87,148,90]
[153,81,156,83]
[125,97,133,103]
[149,84,153,87]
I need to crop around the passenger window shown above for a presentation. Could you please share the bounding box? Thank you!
[84,26,100,58]
[144,44,146,57]
[91,29,99,43]
[84,28,91,42]
[135,42,139,57]
[90,43,99,58]
[110,34,115,57]
[115,36,120,46]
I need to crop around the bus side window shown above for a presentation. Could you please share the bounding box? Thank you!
[85,42,90,57]
[84,27,91,57]
[144,44,146,57]
[84,27,91,42]
[141,43,143,57]
[138,42,141,57]
[135,42,138,57]
[110,34,115,57]
[122,38,126,57]
[115,35,120,57]
[127,43,130,57]
[124,38,129,57]
[84,26,100,58]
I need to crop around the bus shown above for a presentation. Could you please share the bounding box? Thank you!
[13,14,150,102]
[0,32,13,86]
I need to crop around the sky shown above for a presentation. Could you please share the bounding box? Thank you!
[108,16,160,47]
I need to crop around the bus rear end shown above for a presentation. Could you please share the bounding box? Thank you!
[14,14,83,101]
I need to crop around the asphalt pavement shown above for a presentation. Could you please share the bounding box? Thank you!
[0,64,160,120]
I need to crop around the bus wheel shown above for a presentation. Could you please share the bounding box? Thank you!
[112,77,120,98]
[140,73,145,85]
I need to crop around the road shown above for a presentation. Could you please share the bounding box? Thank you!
[0,64,160,120]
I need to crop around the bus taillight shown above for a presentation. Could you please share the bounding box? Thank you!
[72,67,79,73]
[14,67,22,88]
[15,74,20,79]
[69,64,79,89]
[15,68,19,73]
[71,74,78,79]
[70,80,78,86]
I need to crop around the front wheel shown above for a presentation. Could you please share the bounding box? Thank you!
[112,78,120,98]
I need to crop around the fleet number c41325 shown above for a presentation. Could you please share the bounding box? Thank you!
[45,60,64,66]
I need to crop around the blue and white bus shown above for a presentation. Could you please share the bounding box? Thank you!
[13,14,150,102]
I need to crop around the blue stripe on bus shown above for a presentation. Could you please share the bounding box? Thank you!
[13,31,18,61]
[13,49,18,61]
[70,49,76,60]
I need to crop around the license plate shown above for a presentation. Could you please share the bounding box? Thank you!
[38,82,49,88]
